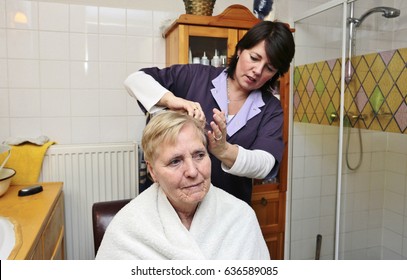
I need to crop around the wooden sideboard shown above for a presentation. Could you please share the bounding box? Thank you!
[0,182,65,260]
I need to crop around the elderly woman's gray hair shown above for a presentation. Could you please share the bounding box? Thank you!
[141,111,207,163]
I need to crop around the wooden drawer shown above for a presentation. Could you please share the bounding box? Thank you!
[43,193,64,259]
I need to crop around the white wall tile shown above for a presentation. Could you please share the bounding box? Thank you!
[126,115,145,143]
[69,33,99,61]
[126,94,144,116]
[126,36,153,63]
[99,34,126,61]
[99,62,126,89]
[9,88,40,117]
[153,36,166,65]
[40,89,70,117]
[99,7,125,35]
[0,59,7,87]
[71,116,99,144]
[0,117,9,139]
[100,89,126,116]
[6,29,38,59]
[69,4,98,34]
[6,0,38,30]
[0,0,5,28]
[39,31,69,60]
[71,89,99,117]
[10,117,41,138]
[0,88,9,117]
[127,9,153,36]
[8,59,39,88]
[0,29,6,57]
[38,1,68,31]
[40,61,70,89]
[70,61,99,89]
[41,117,71,144]
[100,116,127,142]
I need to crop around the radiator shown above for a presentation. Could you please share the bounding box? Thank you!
[40,142,139,260]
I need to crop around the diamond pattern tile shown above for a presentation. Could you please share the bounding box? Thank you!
[293,47,406,134]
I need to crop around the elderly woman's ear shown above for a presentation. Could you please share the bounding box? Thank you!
[146,161,157,183]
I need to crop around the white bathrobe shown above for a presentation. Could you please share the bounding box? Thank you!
[95,183,270,260]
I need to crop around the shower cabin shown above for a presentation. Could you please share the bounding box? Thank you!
[288,0,406,259]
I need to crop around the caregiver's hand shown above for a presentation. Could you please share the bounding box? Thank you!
[159,92,205,123]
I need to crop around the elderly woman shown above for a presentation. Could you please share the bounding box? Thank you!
[95,111,269,259]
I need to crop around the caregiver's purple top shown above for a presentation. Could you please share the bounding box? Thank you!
[139,64,283,204]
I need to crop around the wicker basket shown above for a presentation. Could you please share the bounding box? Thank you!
[183,0,216,16]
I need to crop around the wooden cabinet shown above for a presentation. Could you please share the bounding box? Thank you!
[252,72,290,260]
[29,191,65,260]
[0,182,65,260]
[163,4,291,260]
[164,4,260,66]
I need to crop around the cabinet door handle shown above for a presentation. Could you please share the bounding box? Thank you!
[261,197,268,206]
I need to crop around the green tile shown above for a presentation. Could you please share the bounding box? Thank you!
[370,86,385,114]
[315,77,325,96]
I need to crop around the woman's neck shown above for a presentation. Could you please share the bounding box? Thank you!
[173,204,199,230]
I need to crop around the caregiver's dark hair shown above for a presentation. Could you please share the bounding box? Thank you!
[226,21,295,92]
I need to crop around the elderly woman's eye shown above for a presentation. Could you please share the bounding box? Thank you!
[168,158,181,166]
[193,151,206,160]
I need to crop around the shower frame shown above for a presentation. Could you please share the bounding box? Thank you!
[290,0,404,260]
[290,0,359,260]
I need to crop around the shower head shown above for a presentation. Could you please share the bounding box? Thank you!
[349,6,401,27]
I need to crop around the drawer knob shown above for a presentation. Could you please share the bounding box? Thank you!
[261,197,268,206]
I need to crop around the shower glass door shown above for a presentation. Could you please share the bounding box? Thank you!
[338,0,406,260]
[290,0,406,260]
[290,2,344,260]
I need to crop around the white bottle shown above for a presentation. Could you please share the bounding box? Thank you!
[189,48,192,64]
[201,51,209,65]
[211,49,221,67]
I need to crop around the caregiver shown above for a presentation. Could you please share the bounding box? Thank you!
[124,21,295,204]
[95,111,269,259]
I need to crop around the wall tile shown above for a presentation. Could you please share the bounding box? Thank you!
[39,31,69,60]
[69,33,99,61]
[0,0,5,28]
[69,4,98,34]
[70,61,99,89]
[71,116,99,144]
[10,117,41,138]
[0,29,6,58]
[40,89,70,117]
[127,9,153,36]
[0,88,9,117]
[100,116,127,142]
[8,59,40,88]
[126,36,153,63]
[6,29,38,59]
[99,62,126,89]
[100,89,126,116]
[0,117,9,139]
[71,89,99,117]
[40,60,70,89]
[0,59,7,87]
[99,34,126,61]
[41,117,71,144]
[9,88,40,117]
[99,7,125,35]
[6,0,38,30]
[38,1,68,31]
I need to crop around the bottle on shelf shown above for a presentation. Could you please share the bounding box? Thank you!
[201,51,209,65]
[211,49,221,67]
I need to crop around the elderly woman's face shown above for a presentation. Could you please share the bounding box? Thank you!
[148,123,211,210]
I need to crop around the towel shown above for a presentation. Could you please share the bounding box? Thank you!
[96,183,270,260]
[0,141,55,185]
